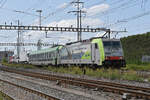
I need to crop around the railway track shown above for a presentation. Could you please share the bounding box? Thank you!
[0,76,60,100]
[0,66,150,99]
[0,91,14,100]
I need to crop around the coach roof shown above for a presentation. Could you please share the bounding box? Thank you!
[29,46,60,55]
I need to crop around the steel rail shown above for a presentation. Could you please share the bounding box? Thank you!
[0,78,60,100]
[0,91,14,100]
[0,66,150,99]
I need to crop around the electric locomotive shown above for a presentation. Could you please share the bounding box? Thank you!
[59,37,125,67]
[28,37,126,68]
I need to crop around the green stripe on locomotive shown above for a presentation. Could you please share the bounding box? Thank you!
[92,38,105,65]
[81,51,91,60]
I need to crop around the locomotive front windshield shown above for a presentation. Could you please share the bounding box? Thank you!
[103,40,123,56]
[103,41,121,48]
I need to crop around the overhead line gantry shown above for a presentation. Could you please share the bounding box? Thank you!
[0,25,109,33]
[0,24,127,40]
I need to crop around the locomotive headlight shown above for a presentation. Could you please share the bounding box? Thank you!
[119,56,123,59]
[105,56,109,60]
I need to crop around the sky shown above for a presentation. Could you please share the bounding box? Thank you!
[0,0,150,52]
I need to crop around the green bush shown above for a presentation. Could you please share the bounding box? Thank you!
[1,58,7,63]
[121,32,150,64]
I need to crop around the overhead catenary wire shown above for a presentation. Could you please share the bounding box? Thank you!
[0,0,150,43]
[43,0,76,20]
[86,0,126,8]
[0,0,4,5]
[129,22,150,33]
[0,0,7,8]
[25,0,47,11]
[106,10,150,28]
[0,7,46,18]
[0,35,9,38]
[29,0,77,26]
[92,0,145,28]
[84,0,139,19]
[102,0,138,15]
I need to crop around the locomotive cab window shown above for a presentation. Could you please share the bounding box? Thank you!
[112,41,121,48]
[95,43,98,49]
[103,41,121,48]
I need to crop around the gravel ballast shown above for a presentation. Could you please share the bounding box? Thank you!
[1,66,149,100]
[0,70,110,100]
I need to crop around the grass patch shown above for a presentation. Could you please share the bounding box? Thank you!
[2,62,146,82]
[148,77,150,82]
[124,64,150,71]
[0,91,14,100]
[2,62,35,69]
[85,68,122,80]
[47,66,83,75]
[122,70,144,81]
[47,66,144,82]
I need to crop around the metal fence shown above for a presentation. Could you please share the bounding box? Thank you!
[142,55,150,62]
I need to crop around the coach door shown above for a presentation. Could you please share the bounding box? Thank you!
[91,44,96,63]
[91,43,100,64]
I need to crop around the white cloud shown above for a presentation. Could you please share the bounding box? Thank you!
[47,18,103,27]
[24,18,104,44]
[57,3,68,9]
[85,4,109,16]
[82,18,103,27]
[48,19,76,27]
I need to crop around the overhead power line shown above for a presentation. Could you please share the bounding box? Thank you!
[103,0,137,15]
[0,7,46,18]
[0,0,7,8]
[0,35,9,38]
[107,10,150,27]
[28,0,76,27]
[68,0,86,41]
[122,10,150,21]
[44,0,76,20]
[0,0,4,4]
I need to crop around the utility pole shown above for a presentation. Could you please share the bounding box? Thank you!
[17,20,20,60]
[77,0,80,41]
[36,10,42,26]
[79,10,83,41]
[69,0,86,41]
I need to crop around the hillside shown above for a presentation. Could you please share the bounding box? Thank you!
[121,32,150,64]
